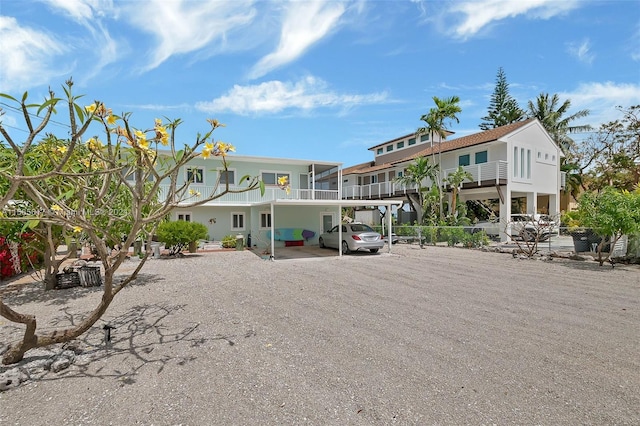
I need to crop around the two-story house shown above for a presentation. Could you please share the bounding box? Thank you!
[341,119,565,241]
[158,155,400,258]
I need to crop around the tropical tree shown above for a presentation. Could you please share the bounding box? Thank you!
[394,156,438,222]
[564,105,639,193]
[479,67,525,130]
[578,187,640,266]
[416,96,462,219]
[527,93,590,154]
[0,80,263,364]
[445,166,473,217]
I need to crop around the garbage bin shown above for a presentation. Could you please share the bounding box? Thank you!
[151,243,161,259]
[235,234,244,251]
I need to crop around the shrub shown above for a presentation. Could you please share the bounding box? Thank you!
[156,221,208,255]
[221,235,237,248]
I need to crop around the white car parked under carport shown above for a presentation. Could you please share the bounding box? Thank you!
[319,223,384,254]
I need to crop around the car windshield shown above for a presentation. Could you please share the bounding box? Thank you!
[350,224,374,232]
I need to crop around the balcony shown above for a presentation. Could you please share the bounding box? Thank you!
[158,185,339,205]
[442,160,508,188]
[343,160,509,199]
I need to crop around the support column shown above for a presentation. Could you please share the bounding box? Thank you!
[527,192,537,214]
[270,203,275,259]
[500,189,511,242]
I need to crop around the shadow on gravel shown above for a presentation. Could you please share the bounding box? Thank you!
[1,302,237,388]
[554,259,630,272]
[1,273,164,307]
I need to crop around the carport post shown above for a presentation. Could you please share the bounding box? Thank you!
[387,203,393,253]
[270,202,275,260]
[338,203,342,256]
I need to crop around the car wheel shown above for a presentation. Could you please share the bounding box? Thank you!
[319,237,325,248]
[341,240,350,254]
[520,229,536,242]
[370,248,379,253]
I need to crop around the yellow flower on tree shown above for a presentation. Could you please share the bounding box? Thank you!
[72,226,83,233]
[277,176,288,186]
[201,141,214,159]
[154,119,169,146]
[188,189,201,197]
[207,118,225,129]
[85,103,97,114]
[55,146,68,155]
[216,141,235,156]
[107,115,117,125]
[51,204,62,213]
[86,137,103,151]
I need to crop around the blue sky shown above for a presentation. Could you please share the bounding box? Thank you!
[1,0,639,167]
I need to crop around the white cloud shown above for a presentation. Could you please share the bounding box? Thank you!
[123,0,257,72]
[445,0,582,39]
[248,1,347,79]
[196,76,389,115]
[567,38,595,64]
[41,0,115,23]
[560,81,640,126]
[0,16,68,91]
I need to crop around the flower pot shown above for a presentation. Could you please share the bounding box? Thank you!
[188,241,198,253]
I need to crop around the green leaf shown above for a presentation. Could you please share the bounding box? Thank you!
[0,93,18,103]
[74,103,85,123]
[24,219,40,230]
[37,98,62,115]
[259,180,265,196]
[239,174,251,184]
[21,91,28,103]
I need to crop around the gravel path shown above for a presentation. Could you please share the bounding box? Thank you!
[1,245,639,425]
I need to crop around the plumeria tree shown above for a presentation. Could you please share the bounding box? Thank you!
[0,80,262,364]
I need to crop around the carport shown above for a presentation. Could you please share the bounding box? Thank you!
[256,199,403,260]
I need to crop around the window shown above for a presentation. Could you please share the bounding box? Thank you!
[371,175,378,184]
[475,151,488,164]
[397,141,405,149]
[459,154,470,167]
[261,171,290,186]
[513,146,531,181]
[231,212,245,230]
[219,169,235,185]
[408,138,416,146]
[177,213,191,222]
[376,148,383,155]
[420,134,429,142]
[186,167,204,184]
[386,145,393,152]
[260,211,271,229]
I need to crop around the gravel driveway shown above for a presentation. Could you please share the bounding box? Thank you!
[1,245,639,425]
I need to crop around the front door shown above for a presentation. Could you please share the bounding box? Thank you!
[321,212,335,233]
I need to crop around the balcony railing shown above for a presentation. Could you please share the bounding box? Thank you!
[344,160,509,199]
[158,185,339,205]
[442,160,508,187]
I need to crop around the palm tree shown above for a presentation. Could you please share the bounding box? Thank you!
[445,166,473,217]
[416,96,462,219]
[527,93,591,154]
[394,156,439,222]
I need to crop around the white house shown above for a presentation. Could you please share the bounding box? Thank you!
[341,119,565,241]
[158,155,400,258]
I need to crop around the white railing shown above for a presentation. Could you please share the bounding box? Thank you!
[343,160,509,199]
[158,185,339,205]
[561,171,566,189]
[342,181,419,199]
[443,160,508,186]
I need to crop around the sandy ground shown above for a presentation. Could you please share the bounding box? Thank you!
[0,245,639,425]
